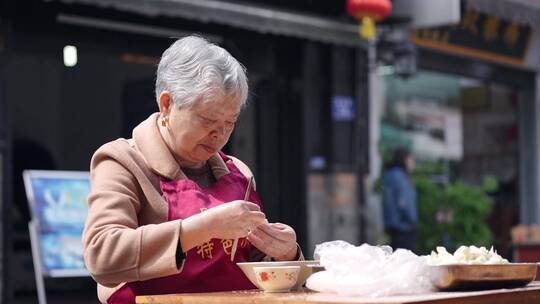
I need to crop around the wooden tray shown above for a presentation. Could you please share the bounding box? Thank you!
[432,263,538,291]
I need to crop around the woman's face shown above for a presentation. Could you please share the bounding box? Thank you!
[160,92,240,167]
[405,155,416,172]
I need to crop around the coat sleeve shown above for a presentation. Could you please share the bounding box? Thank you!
[83,145,184,287]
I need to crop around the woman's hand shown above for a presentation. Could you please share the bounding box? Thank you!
[247,223,298,261]
[204,200,267,240]
[180,200,266,252]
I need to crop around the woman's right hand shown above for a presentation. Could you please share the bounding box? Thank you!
[204,200,267,239]
[180,200,266,252]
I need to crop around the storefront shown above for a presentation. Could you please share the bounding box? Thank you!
[369,3,538,257]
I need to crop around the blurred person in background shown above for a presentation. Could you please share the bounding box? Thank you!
[382,148,418,252]
[83,36,302,304]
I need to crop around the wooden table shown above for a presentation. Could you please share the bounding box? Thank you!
[137,282,540,304]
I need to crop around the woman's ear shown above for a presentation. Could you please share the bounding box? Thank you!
[159,91,173,116]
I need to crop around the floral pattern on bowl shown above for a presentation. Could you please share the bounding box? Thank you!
[253,266,300,293]
[237,260,320,290]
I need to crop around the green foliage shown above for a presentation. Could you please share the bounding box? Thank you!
[416,177,493,254]
[482,175,499,193]
[414,160,447,177]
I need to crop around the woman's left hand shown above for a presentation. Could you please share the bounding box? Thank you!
[247,223,298,261]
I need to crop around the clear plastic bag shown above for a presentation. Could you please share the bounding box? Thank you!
[306,241,435,297]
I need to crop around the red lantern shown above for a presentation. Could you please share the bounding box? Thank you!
[347,0,392,40]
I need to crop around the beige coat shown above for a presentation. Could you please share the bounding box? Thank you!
[83,113,263,303]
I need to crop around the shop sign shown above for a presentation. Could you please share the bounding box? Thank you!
[332,95,356,121]
[411,9,532,66]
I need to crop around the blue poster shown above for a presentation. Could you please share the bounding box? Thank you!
[331,95,356,121]
[29,177,89,231]
[25,171,90,276]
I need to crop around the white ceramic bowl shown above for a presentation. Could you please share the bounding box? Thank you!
[237,260,320,290]
[253,266,300,293]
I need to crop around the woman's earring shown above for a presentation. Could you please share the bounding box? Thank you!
[161,116,169,127]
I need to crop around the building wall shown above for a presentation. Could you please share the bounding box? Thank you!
[7,45,156,172]
[520,30,540,224]
[524,29,540,71]
[7,53,63,167]
[303,42,370,256]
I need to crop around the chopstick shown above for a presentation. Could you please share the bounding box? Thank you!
[231,176,254,262]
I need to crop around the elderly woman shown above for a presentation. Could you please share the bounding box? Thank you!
[83,36,301,304]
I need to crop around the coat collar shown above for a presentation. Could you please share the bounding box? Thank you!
[132,113,230,180]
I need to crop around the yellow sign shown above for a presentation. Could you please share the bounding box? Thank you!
[412,10,532,66]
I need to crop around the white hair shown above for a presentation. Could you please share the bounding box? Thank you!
[155,36,248,109]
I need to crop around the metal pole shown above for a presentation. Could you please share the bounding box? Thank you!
[29,221,47,304]
[355,40,375,243]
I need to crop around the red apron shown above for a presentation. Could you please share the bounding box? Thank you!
[108,153,261,304]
